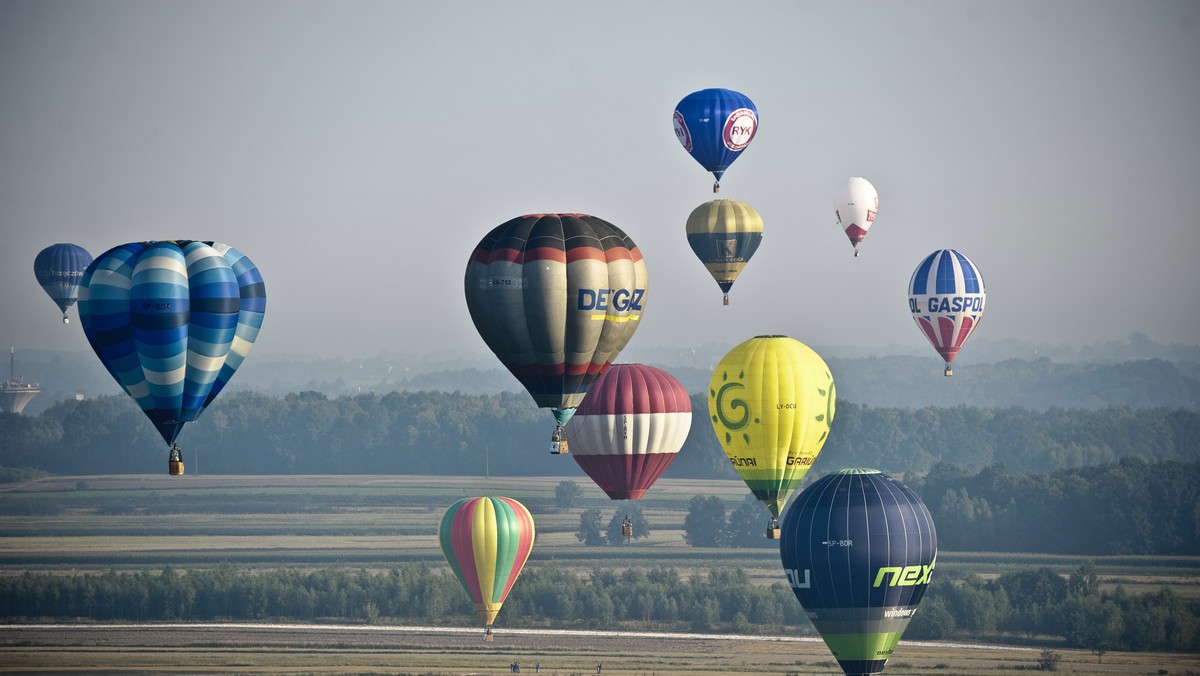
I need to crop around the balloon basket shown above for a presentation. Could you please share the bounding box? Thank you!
[483,627,494,642]
[168,460,185,476]
[550,427,568,455]
[766,527,781,539]
[622,524,633,537]
[944,365,954,377]
[722,294,729,306]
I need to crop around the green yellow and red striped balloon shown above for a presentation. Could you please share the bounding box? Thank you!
[438,496,536,629]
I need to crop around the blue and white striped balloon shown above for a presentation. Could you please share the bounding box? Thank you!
[907,249,985,375]
[78,241,266,446]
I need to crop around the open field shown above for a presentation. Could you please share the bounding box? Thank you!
[2,474,1197,598]
[2,622,1198,675]
[2,475,1199,674]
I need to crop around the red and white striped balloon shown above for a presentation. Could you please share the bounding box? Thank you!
[908,248,987,376]
[565,364,692,500]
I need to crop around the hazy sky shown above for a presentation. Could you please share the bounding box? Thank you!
[2,1,1197,363]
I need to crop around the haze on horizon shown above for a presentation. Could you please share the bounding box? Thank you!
[2,1,1197,364]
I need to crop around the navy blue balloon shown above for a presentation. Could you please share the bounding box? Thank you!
[673,88,759,192]
[34,243,93,323]
[780,469,937,676]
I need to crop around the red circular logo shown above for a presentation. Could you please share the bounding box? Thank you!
[723,108,757,151]
[673,110,692,152]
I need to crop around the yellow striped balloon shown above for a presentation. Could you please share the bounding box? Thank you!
[708,336,836,518]
[439,497,535,629]
[685,199,764,305]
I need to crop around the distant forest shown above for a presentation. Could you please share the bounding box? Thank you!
[2,562,1196,653]
[432,356,1200,412]
[13,349,1200,417]
[669,459,1199,556]
[1,390,1196,478]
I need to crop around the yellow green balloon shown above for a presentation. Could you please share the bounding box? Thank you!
[439,496,536,630]
[708,335,836,517]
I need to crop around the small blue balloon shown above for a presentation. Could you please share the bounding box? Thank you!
[34,243,93,322]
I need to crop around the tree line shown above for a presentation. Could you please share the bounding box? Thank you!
[666,460,1200,556]
[16,347,1200,419]
[1,562,1195,653]
[1,391,1196,478]
[907,459,1200,555]
[915,563,1200,654]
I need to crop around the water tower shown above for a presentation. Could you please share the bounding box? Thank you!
[0,346,40,414]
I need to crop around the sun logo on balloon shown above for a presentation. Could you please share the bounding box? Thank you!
[710,369,760,447]
[815,371,835,444]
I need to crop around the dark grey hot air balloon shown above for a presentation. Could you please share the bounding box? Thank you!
[465,214,648,454]
[780,469,937,676]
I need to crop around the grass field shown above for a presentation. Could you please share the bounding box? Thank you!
[2,623,1198,675]
[3,474,1197,593]
[1,474,1198,675]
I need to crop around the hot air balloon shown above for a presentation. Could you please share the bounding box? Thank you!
[685,199,763,305]
[565,364,691,516]
[708,335,835,538]
[834,178,879,257]
[439,496,536,641]
[907,249,985,376]
[465,214,648,454]
[673,88,758,193]
[780,469,937,676]
[33,243,93,323]
[77,240,266,474]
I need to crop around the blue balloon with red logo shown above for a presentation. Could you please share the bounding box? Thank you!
[673,88,759,193]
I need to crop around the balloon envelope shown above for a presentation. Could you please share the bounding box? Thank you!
[685,199,763,302]
[33,243,93,322]
[834,178,879,254]
[708,336,835,517]
[77,240,266,446]
[907,249,985,372]
[439,496,536,628]
[464,214,648,428]
[673,88,758,191]
[780,469,937,676]
[566,364,692,500]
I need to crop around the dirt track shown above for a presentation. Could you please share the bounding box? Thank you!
[2,622,1194,675]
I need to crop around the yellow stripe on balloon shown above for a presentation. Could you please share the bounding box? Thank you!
[472,498,498,604]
